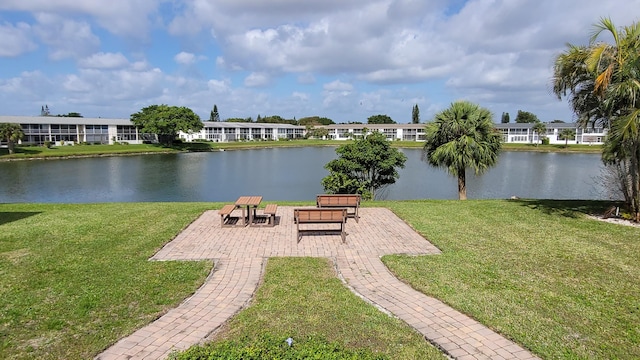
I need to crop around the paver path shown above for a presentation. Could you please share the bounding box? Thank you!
[96,207,539,360]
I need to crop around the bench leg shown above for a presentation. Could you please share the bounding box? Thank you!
[220,214,228,227]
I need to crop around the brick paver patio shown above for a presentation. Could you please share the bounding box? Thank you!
[96,207,539,360]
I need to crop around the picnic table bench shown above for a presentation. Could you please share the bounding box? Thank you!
[218,204,238,227]
[316,194,361,222]
[251,203,278,227]
[294,208,347,243]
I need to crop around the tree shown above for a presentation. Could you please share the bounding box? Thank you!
[422,101,502,200]
[130,104,202,146]
[532,122,547,146]
[322,131,406,200]
[210,105,220,122]
[0,123,25,154]
[367,114,396,124]
[226,117,253,123]
[501,112,510,123]
[56,112,83,118]
[559,128,576,148]
[552,18,640,221]
[514,110,539,123]
[412,104,420,124]
[298,116,335,126]
[306,126,329,139]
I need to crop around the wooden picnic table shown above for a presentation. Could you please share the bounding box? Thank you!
[235,196,263,226]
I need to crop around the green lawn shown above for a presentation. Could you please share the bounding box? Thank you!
[0,144,179,159]
[380,199,640,359]
[0,203,214,359]
[1,139,602,161]
[1,200,638,359]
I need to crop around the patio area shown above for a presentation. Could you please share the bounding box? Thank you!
[96,206,538,360]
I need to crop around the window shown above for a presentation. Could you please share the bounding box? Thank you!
[117,125,138,141]
[383,129,396,140]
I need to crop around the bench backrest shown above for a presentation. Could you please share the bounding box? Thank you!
[295,208,347,223]
[316,194,361,207]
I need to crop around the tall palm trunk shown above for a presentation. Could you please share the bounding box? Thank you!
[631,145,640,221]
[457,168,467,200]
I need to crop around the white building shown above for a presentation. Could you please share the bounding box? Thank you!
[0,116,305,146]
[321,122,607,145]
[180,121,305,142]
[0,115,606,146]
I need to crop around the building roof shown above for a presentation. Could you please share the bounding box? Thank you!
[202,121,304,129]
[0,115,134,126]
[0,116,305,129]
[324,123,426,129]
[494,122,578,129]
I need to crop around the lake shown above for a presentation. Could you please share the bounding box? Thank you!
[0,147,612,203]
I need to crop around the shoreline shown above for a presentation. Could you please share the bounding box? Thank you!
[0,141,603,162]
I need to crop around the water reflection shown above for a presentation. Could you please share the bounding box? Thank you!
[0,148,608,203]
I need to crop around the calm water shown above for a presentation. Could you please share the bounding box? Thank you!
[0,147,610,203]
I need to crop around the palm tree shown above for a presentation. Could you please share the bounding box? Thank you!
[559,128,576,148]
[0,123,24,155]
[422,101,502,200]
[552,18,640,221]
[532,122,547,146]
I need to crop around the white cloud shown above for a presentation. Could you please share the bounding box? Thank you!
[0,21,36,57]
[0,70,54,100]
[323,80,353,92]
[244,72,271,87]
[33,13,100,60]
[174,51,204,65]
[207,78,231,94]
[175,52,194,65]
[2,0,640,122]
[78,52,129,69]
[0,0,159,39]
[292,91,309,101]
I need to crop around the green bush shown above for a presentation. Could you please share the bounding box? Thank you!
[169,334,387,360]
[541,137,550,145]
[43,141,52,148]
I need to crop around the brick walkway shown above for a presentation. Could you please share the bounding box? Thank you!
[96,207,539,360]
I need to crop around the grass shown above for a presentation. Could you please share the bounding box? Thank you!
[0,203,214,359]
[0,144,179,159]
[380,199,640,359]
[501,142,603,153]
[2,200,638,359]
[1,139,603,161]
[187,257,444,359]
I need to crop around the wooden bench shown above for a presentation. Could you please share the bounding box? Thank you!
[218,204,239,227]
[294,208,347,243]
[251,204,278,227]
[316,194,361,222]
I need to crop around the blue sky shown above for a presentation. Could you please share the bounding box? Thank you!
[0,0,637,123]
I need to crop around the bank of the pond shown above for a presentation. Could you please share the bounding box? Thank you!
[0,140,603,161]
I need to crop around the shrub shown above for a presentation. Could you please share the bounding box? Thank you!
[542,137,550,145]
[43,141,52,148]
[169,334,387,360]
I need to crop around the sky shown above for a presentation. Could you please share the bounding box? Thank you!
[0,1,638,124]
